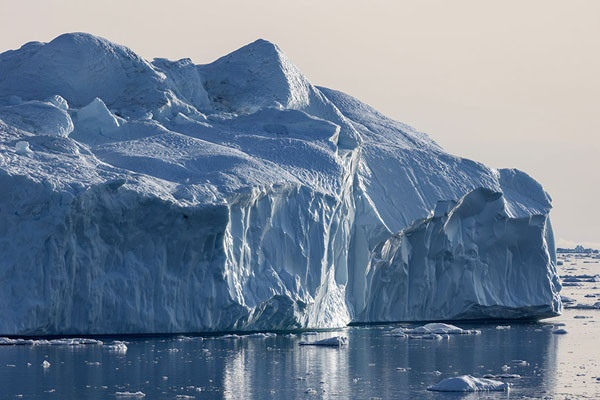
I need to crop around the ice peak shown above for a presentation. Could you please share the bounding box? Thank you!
[199,39,313,113]
[0,32,162,109]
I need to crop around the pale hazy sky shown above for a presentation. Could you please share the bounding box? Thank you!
[1,1,598,246]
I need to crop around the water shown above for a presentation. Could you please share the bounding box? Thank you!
[1,255,598,399]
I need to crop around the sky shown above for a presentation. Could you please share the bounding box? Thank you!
[1,0,598,247]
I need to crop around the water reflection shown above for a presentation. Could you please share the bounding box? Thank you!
[1,320,597,399]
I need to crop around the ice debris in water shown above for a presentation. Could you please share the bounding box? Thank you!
[388,323,480,339]
[41,360,51,368]
[106,341,128,353]
[115,392,146,398]
[245,332,276,338]
[427,375,510,392]
[496,325,511,330]
[299,336,347,347]
[552,328,568,334]
[0,337,102,346]
[483,374,521,379]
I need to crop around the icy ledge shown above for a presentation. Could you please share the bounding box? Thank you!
[357,188,561,322]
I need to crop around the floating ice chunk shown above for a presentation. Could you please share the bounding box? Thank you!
[245,333,275,338]
[483,374,521,379]
[304,388,318,395]
[15,141,33,156]
[115,392,145,398]
[106,341,127,353]
[427,375,509,392]
[221,334,240,339]
[565,302,600,310]
[510,360,529,366]
[561,274,600,282]
[496,325,511,330]
[41,360,51,368]
[176,336,196,342]
[552,328,568,334]
[391,323,477,337]
[299,336,347,347]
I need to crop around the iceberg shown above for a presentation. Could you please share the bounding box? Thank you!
[0,33,561,335]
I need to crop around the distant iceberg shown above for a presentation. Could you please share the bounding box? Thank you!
[0,33,561,335]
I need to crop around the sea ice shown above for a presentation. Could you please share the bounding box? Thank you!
[298,336,347,347]
[427,375,509,392]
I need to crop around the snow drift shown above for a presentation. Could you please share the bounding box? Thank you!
[0,33,561,335]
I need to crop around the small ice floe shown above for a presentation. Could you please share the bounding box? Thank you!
[299,336,347,347]
[221,334,240,339]
[483,374,521,379]
[115,391,146,398]
[427,375,509,392]
[0,337,103,346]
[389,323,479,339]
[85,361,101,366]
[561,296,577,304]
[176,336,197,342]
[552,328,568,334]
[167,348,179,353]
[245,333,276,338]
[175,396,195,399]
[496,325,511,330]
[561,274,600,283]
[510,360,529,367]
[106,341,128,353]
[396,367,410,372]
[41,360,51,368]
[565,302,600,310]
[304,388,318,395]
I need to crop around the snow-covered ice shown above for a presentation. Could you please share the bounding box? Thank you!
[0,32,561,334]
[427,375,510,392]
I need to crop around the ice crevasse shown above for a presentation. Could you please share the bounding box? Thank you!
[0,33,561,335]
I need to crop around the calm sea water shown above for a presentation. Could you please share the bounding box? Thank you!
[1,255,598,399]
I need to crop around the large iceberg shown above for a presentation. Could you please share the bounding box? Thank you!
[0,33,561,335]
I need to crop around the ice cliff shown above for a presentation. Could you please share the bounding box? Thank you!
[0,33,561,335]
